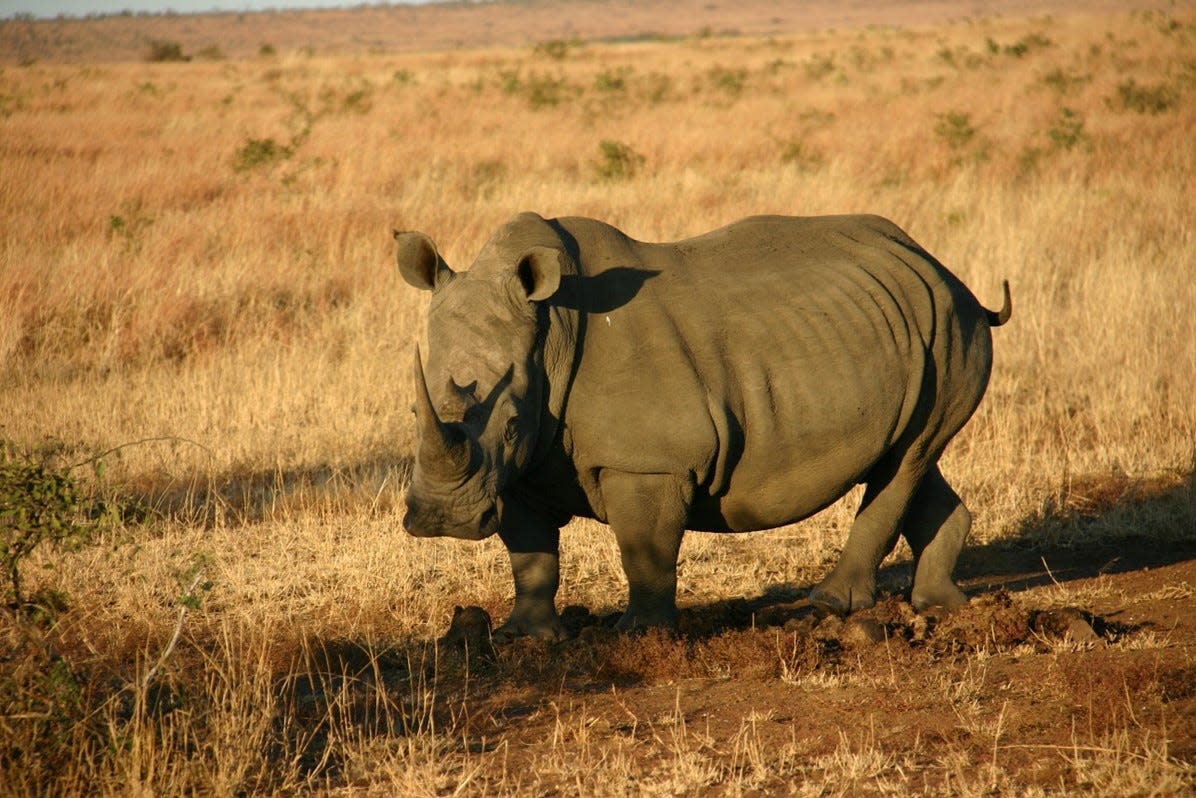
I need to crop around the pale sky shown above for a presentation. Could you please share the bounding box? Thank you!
[2,0,434,18]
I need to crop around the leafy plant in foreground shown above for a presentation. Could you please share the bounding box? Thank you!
[0,442,102,613]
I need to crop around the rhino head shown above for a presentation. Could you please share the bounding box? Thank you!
[395,225,565,540]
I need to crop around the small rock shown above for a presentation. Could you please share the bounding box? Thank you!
[1065,618,1100,644]
[578,624,615,645]
[1031,607,1102,645]
[910,613,931,643]
[814,614,843,641]
[841,617,887,647]
[920,605,953,625]
[561,604,596,637]
[783,614,818,635]
[440,605,493,653]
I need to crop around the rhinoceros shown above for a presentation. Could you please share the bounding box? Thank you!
[396,212,1010,639]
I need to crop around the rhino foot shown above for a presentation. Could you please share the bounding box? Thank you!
[492,613,566,643]
[808,576,876,616]
[910,582,968,612]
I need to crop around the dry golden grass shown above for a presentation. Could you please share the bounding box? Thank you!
[1,4,1194,795]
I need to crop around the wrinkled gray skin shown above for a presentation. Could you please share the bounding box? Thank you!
[397,212,1010,640]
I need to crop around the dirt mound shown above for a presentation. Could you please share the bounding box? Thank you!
[440,588,1130,691]
[413,560,1195,793]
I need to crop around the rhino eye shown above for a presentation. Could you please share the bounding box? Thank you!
[503,416,519,441]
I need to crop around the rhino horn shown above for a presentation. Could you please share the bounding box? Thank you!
[412,347,469,476]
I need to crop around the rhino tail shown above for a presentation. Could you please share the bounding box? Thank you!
[985,280,1012,327]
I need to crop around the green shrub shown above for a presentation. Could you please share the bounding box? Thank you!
[1114,79,1179,114]
[470,159,507,198]
[1047,107,1089,151]
[0,442,101,612]
[985,33,1052,58]
[195,44,225,61]
[804,53,836,80]
[642,72,674,104]
[259,43,277,57]
[1041,67,1091,95]
[593,139,645,181]
[1016,144,1045,178]
[594,67,631,92]
[934,111,976,149]
[779,140,824,171]
[146,40,189,63]
[340,84,374,114]
[233,137,292,172]
[524,72,569,109]
[937,46,984,69]
[707,66,747,97]
[534,39,578,60]
[1005,33,1053,58]
[497,69,522,95]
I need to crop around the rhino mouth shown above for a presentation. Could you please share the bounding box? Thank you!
[403,494,499,541]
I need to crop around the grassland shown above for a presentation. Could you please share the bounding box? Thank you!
[1,3,1194,795]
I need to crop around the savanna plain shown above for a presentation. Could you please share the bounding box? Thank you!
[1,2,1195,795]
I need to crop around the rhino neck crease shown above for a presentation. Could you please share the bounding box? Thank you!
[526,255,584,479]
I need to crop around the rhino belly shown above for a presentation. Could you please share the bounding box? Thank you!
[689,443,880,532]
[686,356,910,533]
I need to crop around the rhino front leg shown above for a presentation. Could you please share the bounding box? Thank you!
[600,470,690,631]
[903,465,970,611]
[494,498,565,642]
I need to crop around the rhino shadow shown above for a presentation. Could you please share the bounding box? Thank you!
[116,454,413,527]
[550,267,660,313]
[949,467,1196,594]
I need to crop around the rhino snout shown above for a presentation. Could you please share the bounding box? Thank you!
[402,496,439,538]
[403,494,499,541]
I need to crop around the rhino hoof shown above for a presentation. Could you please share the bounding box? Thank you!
[911,583,968,612]
[492,617,566,644]
[808,582,875,617]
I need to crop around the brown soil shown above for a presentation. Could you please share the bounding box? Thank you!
[294,538,1196,792]
[277,473,1196,791]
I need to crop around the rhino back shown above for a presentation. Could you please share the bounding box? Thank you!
[552,214,991,531]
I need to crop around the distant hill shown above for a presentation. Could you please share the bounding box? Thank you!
[0,0,1176,64]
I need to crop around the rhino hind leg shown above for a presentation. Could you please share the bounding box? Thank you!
[599,470,690,631]
[808,461,924,615]
[903,465,970,611]
[493,501,566,642]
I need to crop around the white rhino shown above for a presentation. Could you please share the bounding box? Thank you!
[396,212,1010,639]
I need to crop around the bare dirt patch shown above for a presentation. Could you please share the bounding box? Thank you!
[277,528,1195,793]
[406,472,1196,789]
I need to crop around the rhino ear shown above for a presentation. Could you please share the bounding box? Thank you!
[516,246,563,302]
[395,230,453,291]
